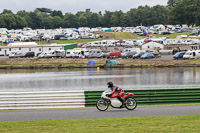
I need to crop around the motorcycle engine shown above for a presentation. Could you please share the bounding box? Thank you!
[111,99,122,107]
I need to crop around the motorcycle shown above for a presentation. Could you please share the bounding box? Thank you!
[96,90,137,111]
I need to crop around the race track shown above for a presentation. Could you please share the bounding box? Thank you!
[0,105,200,122]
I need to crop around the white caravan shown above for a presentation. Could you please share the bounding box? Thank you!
[66,48,89,58]
[88,49,102,58]
[183,50,200,59]
[45,50,65,58]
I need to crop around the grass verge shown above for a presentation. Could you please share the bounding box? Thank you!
[0,115,200,133]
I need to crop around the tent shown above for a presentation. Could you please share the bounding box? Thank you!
[118,40,125,43]
[87,61,96,65]
[105,29,112,32]
[73,29,79,32]
[106,60,120,66]
[142,42,164,50]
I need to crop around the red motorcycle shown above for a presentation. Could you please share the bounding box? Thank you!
[96,90,137,111]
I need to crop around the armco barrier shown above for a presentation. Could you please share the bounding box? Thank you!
[0,91,85,110]
[84,88,200,107]
[1,89,200,110]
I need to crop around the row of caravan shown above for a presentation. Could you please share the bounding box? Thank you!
[9,48,142,59]
[44,48,141,58]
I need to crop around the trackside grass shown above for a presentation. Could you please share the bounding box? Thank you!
[0,115,200,133]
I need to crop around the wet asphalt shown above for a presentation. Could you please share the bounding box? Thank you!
[0,105,200,121]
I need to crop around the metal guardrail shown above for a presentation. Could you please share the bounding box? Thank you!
[84,89,200,107]
[1,89,200,110]
[0,91,85,110]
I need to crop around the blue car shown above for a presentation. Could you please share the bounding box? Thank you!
[140,53,154,59]
[173,51,186,60]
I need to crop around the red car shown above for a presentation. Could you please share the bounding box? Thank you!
[107,52,122,58]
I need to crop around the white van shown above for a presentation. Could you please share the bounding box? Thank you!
[9,51,23,58]
[183,50,200,59]
[45,50,65,58]
[66,48,89,58]
[122,48,141,58]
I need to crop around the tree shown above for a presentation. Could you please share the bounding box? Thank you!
[35,8,52,13]
[17,10,29,17]
[111,10,125,26]
[77,13,88,27]
[63,13,79,28]
[87,13,101,28]
[167,0,178,7]
[14,15,28,29]
[53,16,63,28]
[127,8,137,26]
[168,0,199,26]
[1,9,13,14]
[151,5,169,25]
[28,12,43,29]
[0,14,16,29]
[51,10,63,18]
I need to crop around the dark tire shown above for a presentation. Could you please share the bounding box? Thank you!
[125,97,137,110]
[96,99,109,111]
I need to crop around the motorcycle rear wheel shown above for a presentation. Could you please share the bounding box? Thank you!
[96,98,109,111]
[125,97,137,110]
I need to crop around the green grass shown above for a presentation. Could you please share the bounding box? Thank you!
[32,62,104,66]
[36,39,104,45]
[0,42,8,46]
[0,115,200,133]
[113,32,141,40]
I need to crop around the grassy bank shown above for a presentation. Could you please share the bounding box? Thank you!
[0,115,200,133]
[1,58,200,69]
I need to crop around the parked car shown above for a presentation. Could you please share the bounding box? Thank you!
[37,52,47,58]
[21,52,35,58]
[106,52,122,58]
[45,50,65,58]
[9,51,23,58]
[140,53,154,59]
[173,51,186,60]
[122,51,137,59]
[132,53,144,59]
[97,52,110,58]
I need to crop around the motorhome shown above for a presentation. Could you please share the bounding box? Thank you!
[122,48,140,58]
[66,48,89,58]
[88,49,102,58]
[183,50,200,59]
[45,50,65,58]
[9,51,23,58]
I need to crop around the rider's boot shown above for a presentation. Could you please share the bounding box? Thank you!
[117,95,124,108]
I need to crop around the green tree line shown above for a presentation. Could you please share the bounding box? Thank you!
[0,0,200,29]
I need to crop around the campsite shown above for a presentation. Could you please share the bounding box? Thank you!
[1,1,200,133]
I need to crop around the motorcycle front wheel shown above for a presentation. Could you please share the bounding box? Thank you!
[125,97,137,110]
[96,98,109,111]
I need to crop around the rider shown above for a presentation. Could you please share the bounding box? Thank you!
[107,81,124,107]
